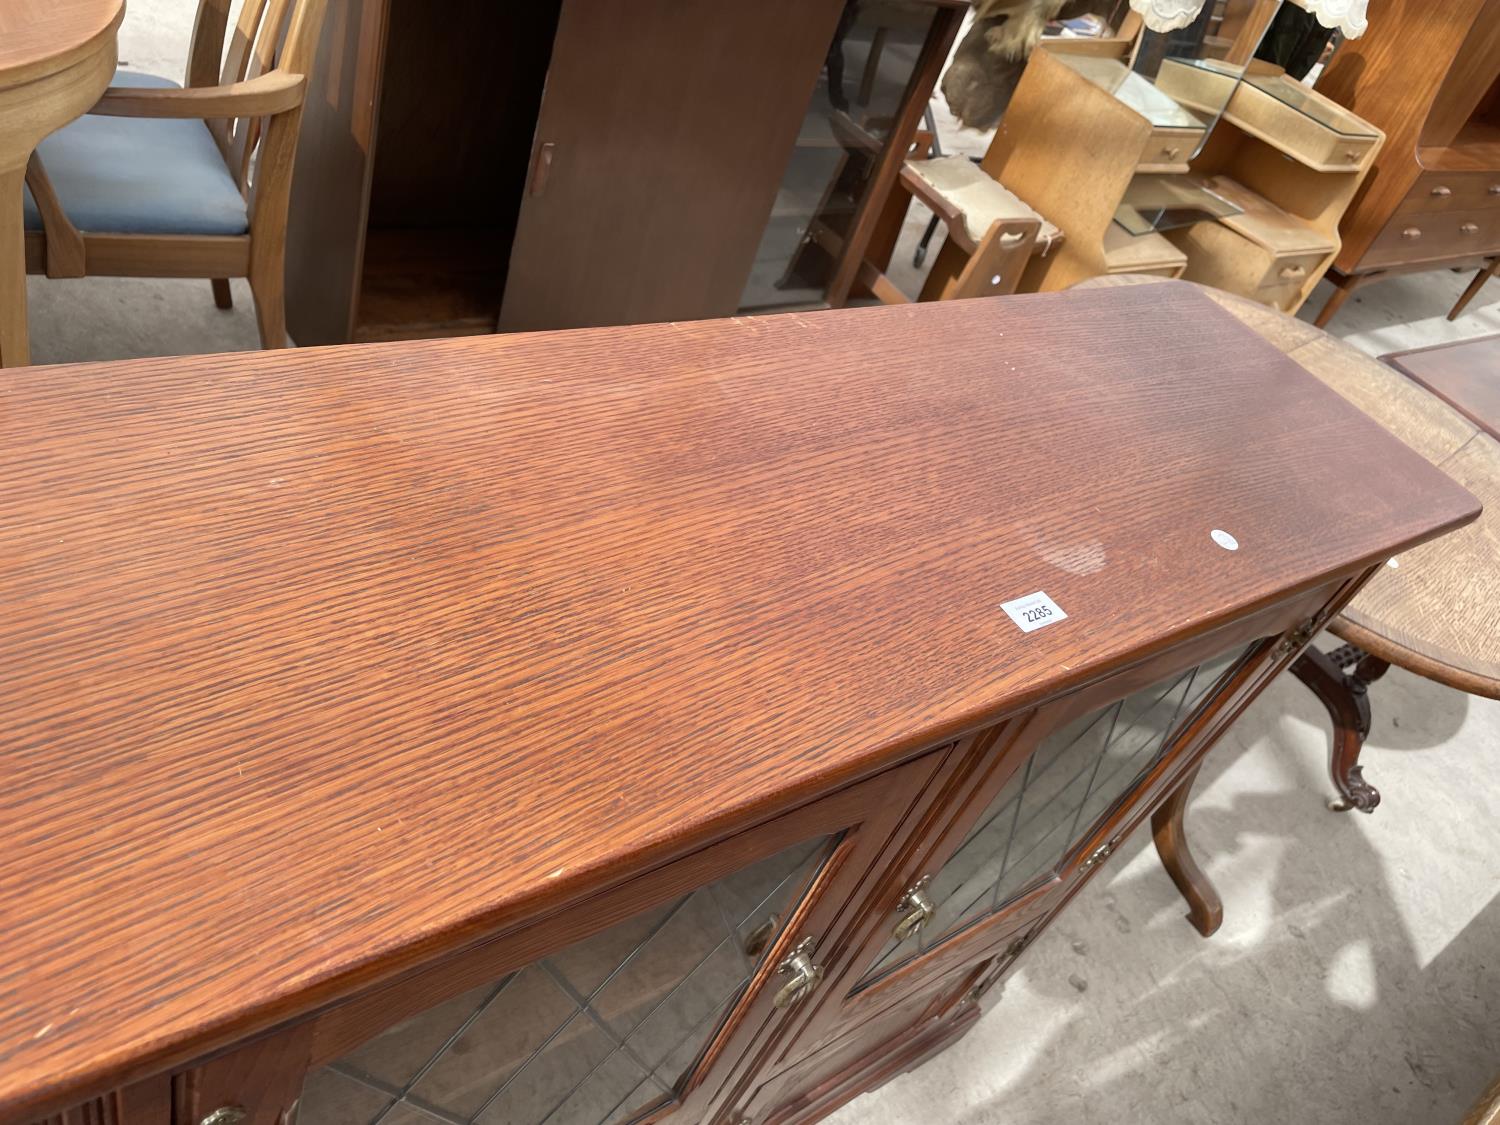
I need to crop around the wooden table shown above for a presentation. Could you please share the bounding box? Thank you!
[1080,275,1500,812]
[0,0,123,367]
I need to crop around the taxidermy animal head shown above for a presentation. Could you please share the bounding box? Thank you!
[942,0,1112,130]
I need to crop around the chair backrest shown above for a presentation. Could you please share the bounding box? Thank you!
[184,0,328,194]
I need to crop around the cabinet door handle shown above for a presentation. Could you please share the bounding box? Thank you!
[892,875,936,942]
[529,141,555,198]
[772,937,824,1009]
[1402,227,1422,240]
[1461,222,1481,234]
[1081,839,1116,871]
[1430,185,1452,197]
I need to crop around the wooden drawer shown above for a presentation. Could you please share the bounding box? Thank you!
[1169,220,1329,310]
[1223,77,1378,171]
[1139,125,1201,173]
[1155,59,1379,172]
[1366,207,1500,269]
[1403,171,1500,213]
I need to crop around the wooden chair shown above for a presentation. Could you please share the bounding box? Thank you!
[21,0,329,352]
[854,154,1063,305]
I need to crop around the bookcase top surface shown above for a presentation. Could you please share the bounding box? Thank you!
[0,282,1477,1116]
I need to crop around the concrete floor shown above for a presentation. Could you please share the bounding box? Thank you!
[17,3,1500,1121]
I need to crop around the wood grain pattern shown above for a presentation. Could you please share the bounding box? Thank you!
[0,284,1478,1119]
[1083,274,1500,698]
[0,0,121,366]
[0,0,121,84]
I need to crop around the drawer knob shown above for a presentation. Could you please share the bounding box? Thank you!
[1462,222,1480,234]
[772,937,824,1009]
[1430,185,1452,197]
[1278,264,1306,279]
[1161,145,1180,159]
[200,1109,247,1125]
[892,875,937,942]
[1344,150,1360,162]
[1402,227,1422,240]
[1490,184,1500,196]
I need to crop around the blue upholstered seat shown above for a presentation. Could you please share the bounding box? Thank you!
[23,71,250,237]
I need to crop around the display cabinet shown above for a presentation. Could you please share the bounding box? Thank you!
[0,285,1478,1125]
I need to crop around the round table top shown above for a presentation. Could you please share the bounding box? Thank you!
[0,0,124,88]
[1078,275,1500,700]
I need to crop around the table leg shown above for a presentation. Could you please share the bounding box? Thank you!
[1152,762,1222,937]
[1289,644,1388,813]
[0,157,29,368]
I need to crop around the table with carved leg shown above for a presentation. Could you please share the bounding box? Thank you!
[1295,334,1500,811]
[0,0,123,367]
[1080,276,1500,826]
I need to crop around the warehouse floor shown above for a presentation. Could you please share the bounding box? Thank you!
[19,4,1500,1123]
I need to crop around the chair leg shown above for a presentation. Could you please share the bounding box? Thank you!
[1152,762,1223,938]
[1447,258,1498,321]
[211,278,233,310]
[249,258,288,349]
[1312,276,1354,329]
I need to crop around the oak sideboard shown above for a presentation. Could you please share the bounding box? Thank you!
[0,285,1478,1125]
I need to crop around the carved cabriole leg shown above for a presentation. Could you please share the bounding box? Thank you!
[1289,645,1384,813]
[1152,762,1223,937]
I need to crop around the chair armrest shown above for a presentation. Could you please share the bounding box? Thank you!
[89,71,306,119]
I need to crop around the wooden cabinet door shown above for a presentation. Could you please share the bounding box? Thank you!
[496,0,846,333]
[189,748,953,1125]
[762,583,1356,1079]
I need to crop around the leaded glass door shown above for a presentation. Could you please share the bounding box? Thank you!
[286,751,952,1125]
[849,641,1257,995]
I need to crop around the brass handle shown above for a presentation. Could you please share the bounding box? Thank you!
[200,1109,247,1125]
[1461,222,1480,234]
[1080,839,1116,871]
[1278,264,1306,279]
[529,141,555,197]
[1402,227,1422,240]
[772,937,824,1009]
[892,875,936,943]
[1430,185,1452,197]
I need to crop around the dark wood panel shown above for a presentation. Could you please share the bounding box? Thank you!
[285,0,389,346]
[0,284,1478,1118]
[363,0,561,229]
[1384,334,1500,441]
[497,0,847,332]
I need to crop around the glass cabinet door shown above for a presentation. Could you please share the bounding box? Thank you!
[854,643,1253,989]
[297,836,834,1125]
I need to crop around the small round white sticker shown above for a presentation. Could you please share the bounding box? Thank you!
[1211,529,1239,551]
